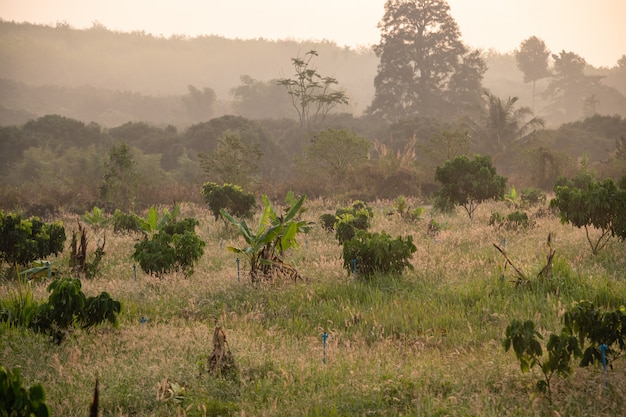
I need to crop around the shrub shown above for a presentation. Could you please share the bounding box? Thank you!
[342,230,416,279]
[520,187,546,207]
[333,201,373,244]
[0,366,50,416]
[111,209,143,234]
[201,182,256,221]
[30,277,122,343]
[0,212,66,268]
[319,213,336,232]
[489,210,531,230]
[132,217,205,278]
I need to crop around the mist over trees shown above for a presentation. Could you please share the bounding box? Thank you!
[0,3,625,212]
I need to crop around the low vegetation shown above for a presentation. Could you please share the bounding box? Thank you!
[1,196,625,416]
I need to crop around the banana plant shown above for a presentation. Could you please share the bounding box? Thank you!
[221,193,311,281]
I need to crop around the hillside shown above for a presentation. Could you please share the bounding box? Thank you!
[1,20,623,128]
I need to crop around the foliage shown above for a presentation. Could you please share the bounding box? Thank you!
[503,319,581,402]
[489,210,531,231]
[520,187,546,207]
[480,91,544,152]
[82,206,107,229]
[132,216,205,278]
[550,178,626,254]
[368,0,486,120]
[0,277,39,328]
[99,141,138,212]
[277,50,349,130]
[301,128,371,182]
[30,277,121,343]
[0,212,66,267]
[434,155,507,219]
[111,209,143,234]
[0,366,50,417]
[563,301,626,368]
[198,131,262,189]
[221,193,311,282]
[393,195,423,222]
[515,36,551,111]
[201,182,256,221]
[503,186,519,209]
[334,201,373,244]
[69,222,106,279]
[319,213,337,232]
[342,230,416,279]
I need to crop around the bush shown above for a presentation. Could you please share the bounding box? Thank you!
[520,187,546,207]
[342,230,416,279]
[29,277,122,343]
[111,209,143,234]
[333,201,373,244]
[0,212,66,267]
[319,213,336,232]
[489,210,531,230]
[132,217,205,278]
[201,182,256,221]
[0,366,50,416]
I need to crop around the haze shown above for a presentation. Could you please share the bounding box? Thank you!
[1,0,625,68]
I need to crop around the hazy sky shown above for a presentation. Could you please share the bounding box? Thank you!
[1,0,624,68]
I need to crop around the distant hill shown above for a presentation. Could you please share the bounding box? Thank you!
[0,20,623,128]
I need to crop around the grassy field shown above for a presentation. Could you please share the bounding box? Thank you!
[2,198,625,416]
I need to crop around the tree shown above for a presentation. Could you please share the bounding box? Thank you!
[99,141,138,212]
[550,178,626,255]
[515,36,551,112]
[543,51,603,123]
[302,128,371,181]
[230,75,293,119]
[201,182,256,221]
[367,0,485,121]
[277,50,349,131]
[182,85,216,122]
[198,130,262,190]
[481,91,544,152]
[434,155,507,219]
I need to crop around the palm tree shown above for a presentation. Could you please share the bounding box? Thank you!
[482,91,544,152]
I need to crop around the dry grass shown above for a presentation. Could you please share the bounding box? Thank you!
[2,199,626,416]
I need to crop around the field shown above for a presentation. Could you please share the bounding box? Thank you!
[2,198,626,416]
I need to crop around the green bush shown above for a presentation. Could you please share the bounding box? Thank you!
[111,209,143,234]
[30,277,122,343]
[319,213,336,232]
[520,187,546,207]
[132,217,205,278]
[201,182,256,221]
[0,212,66,267]
[342,230,416,279]
[0,366,50,417]
[489,211,530,230]
[333,201,373,244]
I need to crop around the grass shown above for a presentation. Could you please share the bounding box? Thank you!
[1,199,626,416]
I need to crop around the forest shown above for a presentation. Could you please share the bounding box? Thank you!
[1,15,625,214]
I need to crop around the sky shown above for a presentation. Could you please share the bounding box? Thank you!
[0,0,624,68]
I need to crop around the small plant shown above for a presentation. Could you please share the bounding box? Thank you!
[504,186,519,209]
[503,319,580,402]
[0,366,50,416]
[342,230,416,279]
[520,187,546,207]
[201,182,256,221]
[427,218,446,237]
[221,193,311,282]
[393,195,424,222]
[319,213,337,232]
[489,210,531,230]
[69,222,106,279]
[83,206,107,229]
[563,301,626,368]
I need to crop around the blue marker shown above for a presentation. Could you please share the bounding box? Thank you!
[323,332,328,364]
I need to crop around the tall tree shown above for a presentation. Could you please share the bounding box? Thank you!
[277,50,349,131]
[481,91,544,152]
[515,36,551,112]
[99,141,138,211]
[198,130,262,189]
[367,0,485,121]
